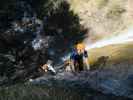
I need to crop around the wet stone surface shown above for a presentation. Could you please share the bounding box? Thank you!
[29,70,133,99]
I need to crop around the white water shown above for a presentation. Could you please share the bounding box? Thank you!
[85,26,133,50]
[61,26,133,61]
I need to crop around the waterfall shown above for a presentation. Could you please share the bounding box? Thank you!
[85,26,133,50]
[61,26,133,62]
[11,1,50,50]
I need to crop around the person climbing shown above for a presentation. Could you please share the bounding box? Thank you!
[41,60,56,74]
[70,42,90,72]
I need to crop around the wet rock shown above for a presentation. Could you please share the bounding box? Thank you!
[29,69,133,99]
[0,0,84,84]
[0,76,8,85]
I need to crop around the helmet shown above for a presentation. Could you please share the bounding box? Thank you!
[76,43,85,50]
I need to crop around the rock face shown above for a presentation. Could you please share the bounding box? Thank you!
[30,72,133,99]
[0,0,85,84]
[30,61,133,99]
[0,0,50,84]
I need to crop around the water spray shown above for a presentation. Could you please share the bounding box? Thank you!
[85,26,133,50]
[61,26,133,62]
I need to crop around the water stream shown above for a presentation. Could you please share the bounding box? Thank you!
[85,27,133,50]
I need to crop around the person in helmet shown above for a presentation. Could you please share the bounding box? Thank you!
[70,43,90,72]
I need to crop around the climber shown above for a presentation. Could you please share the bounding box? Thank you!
[41,60,56,74]
[69,42,90,72]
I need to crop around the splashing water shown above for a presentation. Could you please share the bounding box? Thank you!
[32,36,52,50]
[61,26,133,62]
[85,26,133,50]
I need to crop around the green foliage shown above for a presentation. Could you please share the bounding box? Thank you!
[33,0,82,34]
[33,0,83,36]
[44,2,81,34]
